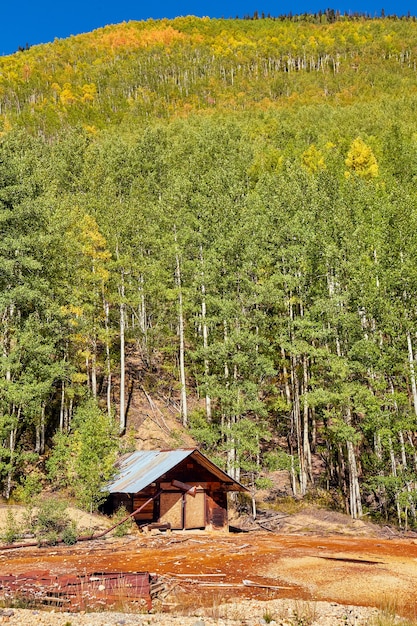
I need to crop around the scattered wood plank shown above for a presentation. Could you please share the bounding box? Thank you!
[243,579,292,590]
[167,573,226,578]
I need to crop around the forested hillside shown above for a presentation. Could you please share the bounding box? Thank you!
[2,15,417,525]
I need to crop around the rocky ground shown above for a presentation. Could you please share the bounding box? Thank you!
[0,600,381,625]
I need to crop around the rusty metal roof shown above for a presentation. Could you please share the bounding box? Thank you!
[105,448,248,494]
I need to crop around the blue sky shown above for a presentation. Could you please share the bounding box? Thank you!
[1,0,415,57]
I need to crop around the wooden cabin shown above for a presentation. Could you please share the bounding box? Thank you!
[105,448,248,531]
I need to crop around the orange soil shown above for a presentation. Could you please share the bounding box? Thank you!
[2,532,417,619]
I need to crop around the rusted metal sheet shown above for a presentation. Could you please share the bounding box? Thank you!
[106,449,249,495]
[0,570,154,612]
[107,450,193,494]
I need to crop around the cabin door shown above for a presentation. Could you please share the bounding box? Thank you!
[184,490,205,529]
[159,491,183,529]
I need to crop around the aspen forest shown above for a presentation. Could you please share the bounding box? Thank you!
[3,13,417,524]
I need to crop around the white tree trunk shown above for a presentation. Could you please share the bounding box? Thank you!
[201,268,212,421]
[406,331,417,417]
[346,408,362,519]
[175,252,188,427]
[119,270,126,432]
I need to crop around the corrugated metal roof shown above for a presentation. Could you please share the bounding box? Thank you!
[105,448,248,494]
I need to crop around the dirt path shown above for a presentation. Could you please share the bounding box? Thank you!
[1,530,417,620]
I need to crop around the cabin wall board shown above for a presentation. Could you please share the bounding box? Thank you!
[160,491,183,529]
[132,495,155,522]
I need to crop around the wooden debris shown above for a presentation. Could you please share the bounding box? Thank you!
[167,573,226,578]
[243,579,292,590]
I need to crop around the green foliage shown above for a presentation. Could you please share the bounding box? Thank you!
[111,506,134,537]
[14,471,43,505]
[3,16,417,526]
[264,450,293,472]
[46,399,119,512]
[255,477,274,490]
[34,498,77,546]
[61,522,78,545]
[1,509,21,544]
[36,499,71,534]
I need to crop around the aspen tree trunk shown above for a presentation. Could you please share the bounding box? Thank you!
[227,414,237,481]
[103,298,112,418]
[281,347,292,406]
[35,405,45,455]
[59,381,65,432]
[138,274,148,349]
[85,356,90,392]
[302,355,313,484]
[5,428,17,499]
[388,435,402,525]
[290,454,298,496]
[91,340,97,398]
[374,432,387,516]
[5,406,20,499]
[40,404,45,455]
[406,331,417,417]
[291,355,307,495]
[119,269,126,433]
[175,251,188,427]
[399,431,408,469]
[35,424,41,454]
[346,408,362,519]
[282,345,296,494]
[200,246,211,422]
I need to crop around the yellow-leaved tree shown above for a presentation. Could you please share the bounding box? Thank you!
[345,137,378,180]
[302,144,326,174]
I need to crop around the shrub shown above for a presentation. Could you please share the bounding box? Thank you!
[32,498,78,547]
[36,499,71,534]
[112,506,134,537]
[62,522,78,545]
[2,509,21,544]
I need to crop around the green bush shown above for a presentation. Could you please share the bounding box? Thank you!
[62,522,78,545]
[33,498,78,546]
[36,499,71,534]
[1,509,21,544]
[112,506,134,537]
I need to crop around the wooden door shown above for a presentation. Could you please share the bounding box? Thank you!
[159,492,183,529]
[184,491,205,529]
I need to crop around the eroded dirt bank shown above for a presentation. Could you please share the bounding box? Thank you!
[1,523,417,623]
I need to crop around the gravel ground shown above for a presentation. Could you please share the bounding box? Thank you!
[0,599,381,625]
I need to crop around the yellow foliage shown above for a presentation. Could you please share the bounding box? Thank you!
[302,144,326,174]
[60,83,78,106]
[71,372,87,384]
[83,124,98,135]
[81,83,97,103]
[0,116,12,137]
[98,25,186,50]
[345,137,378,179]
